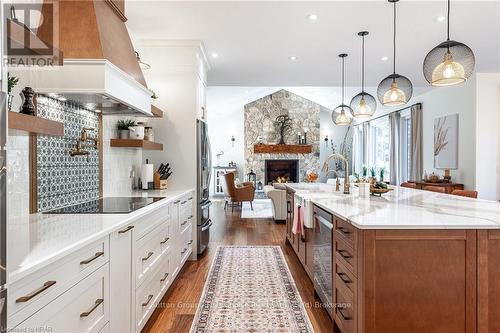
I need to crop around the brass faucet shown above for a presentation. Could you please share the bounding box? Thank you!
[69,128,98,161]
[322,153,350,194]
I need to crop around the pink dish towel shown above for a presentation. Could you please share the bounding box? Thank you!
[292,204,305,236]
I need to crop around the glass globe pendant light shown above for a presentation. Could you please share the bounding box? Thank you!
[423,0,475,86]
[350,31,376,118]
[332,54,354,126]
[377,0,413,107]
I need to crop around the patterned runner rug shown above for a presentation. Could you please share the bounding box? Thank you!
[190,246,314,333]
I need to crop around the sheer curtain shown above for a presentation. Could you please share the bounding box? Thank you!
[362,122,371,168]
[410,104,423,181]
[389,112,401,185]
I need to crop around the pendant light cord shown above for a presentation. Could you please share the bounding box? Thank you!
[392,1,397,74]
[341,57,345,104]
[447,0,451,41]
[361,35,365,92]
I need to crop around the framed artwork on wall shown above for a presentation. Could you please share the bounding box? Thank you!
[434,113,458,169]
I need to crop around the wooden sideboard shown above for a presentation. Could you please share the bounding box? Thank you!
[412,181,464,194]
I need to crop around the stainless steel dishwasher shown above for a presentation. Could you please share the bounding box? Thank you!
[313,206,333,318]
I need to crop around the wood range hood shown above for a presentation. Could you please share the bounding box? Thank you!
[10,0,153,116]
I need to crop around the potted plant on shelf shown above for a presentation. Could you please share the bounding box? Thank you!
[7,72,19,112]
[117,119,136,139]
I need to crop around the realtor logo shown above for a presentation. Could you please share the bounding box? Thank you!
[4,3,60,67]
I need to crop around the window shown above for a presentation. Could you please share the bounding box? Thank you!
[369,118,390,181]
[400,110,412,182]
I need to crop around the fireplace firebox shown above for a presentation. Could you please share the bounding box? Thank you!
[265,159,299,185]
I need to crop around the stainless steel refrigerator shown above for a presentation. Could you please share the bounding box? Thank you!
[196,119,212,255]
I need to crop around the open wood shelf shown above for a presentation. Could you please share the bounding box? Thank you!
[151,105,164,118]
[254,144,313,154]
[110,139,163,150]
[8,112,64,136]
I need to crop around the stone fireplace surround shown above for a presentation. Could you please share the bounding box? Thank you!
[244,90,324,184]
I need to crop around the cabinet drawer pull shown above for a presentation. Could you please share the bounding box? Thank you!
[174,200,180,204]
[80,252,104,265]
[337,250,352,259]
[142,251,154,261]
[337,307,352,321]
[181,248,187,255]
[181,220,188,226]
[338,226,351,235]
[181,201,187,204]
[16,281,56,303]
[188,215,193,220]
[337,272,352,284]
[80,298,104,318]
[160,273,169,282]
[118,225,134,234]
[160,237,170,244]
[188,197,193,200]
[142,294,154,307]
[187,240,193,245]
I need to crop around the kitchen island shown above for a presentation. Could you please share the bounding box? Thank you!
[285,183,500,333]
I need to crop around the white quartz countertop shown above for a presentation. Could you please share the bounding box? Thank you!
[7,188,194,284]
[285,183,500,230]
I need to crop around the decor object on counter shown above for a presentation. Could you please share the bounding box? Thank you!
[129,122,145,140]
[7,72,18,112]
[428,172,441,183]
[135,51,151,70]
[423,0,475,86]
[379,167,386,182]
[246,169,257,188]
[305,170,319,183]
[20,86,36,115]
[141,159,154,190]
[154,163,172,190]
[370,183,393,196]
[274,114,293,144]
[117,119,136,139]
[377,0,413,106]
[351,31,376,118]
[370,166,377,179]
[434,113,458,169]
[144,126,154,141]
[257,181,263,191]
[362,165,368,178]
[332,53,353,125]
[354,174,371,198]
[443,168,452,183]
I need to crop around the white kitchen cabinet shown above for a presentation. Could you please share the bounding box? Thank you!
[109,224,134,333]
[17,263,109,333]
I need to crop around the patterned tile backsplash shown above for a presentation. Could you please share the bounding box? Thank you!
[36,96,100,212]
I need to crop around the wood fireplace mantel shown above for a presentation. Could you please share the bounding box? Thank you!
[253,144,312,154]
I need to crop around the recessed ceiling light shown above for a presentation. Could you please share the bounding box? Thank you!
[289,56,298,61]
[381,56,389,61]
[436,16,446,22]
[307,14,318,21]
[211,53,219,58]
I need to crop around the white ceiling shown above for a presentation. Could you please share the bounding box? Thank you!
[126,1,500,87]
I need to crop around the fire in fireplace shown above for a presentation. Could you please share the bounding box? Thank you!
[265,159,299,185]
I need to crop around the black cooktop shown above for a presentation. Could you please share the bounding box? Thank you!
[44,197,165,214]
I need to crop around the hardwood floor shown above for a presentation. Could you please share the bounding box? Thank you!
[143,199,333,333]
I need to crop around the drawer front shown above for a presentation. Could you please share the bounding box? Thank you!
[334,259,356,297]
[135,268,162,332]
[335,217,356,246]
[9,237,109,325]
[18,263,109,333]
[135,224,163,287]
[334,236,357,277]
[180,217,193,236]
[134,202,171,240]
[334,286,356,333]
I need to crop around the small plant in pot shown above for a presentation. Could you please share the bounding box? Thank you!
[379,167,386,182]
[7,72,19,112]
[117,119,136,139]
[369,166,377,185]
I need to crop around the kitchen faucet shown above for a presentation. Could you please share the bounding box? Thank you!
[69,128,98,161]
[321,153,350,194]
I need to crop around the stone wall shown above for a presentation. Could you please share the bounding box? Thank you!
[244,90,324,184]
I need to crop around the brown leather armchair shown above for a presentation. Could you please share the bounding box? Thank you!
[222,172,255,212]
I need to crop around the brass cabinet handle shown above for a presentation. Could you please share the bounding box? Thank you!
[188,215,193,220]
[80,252,104,265]
[181,220,188,226]
[80,298,104,318]
[160,272,169,282]
[181,201,187,205]
[142,294,154,307]
[337,307,352,321]
[118,225,134,234]
[142,251,154,261]
[337,250,352,259]
[174,200,180,204]
[188,197,193,200]
[16,281,56,303]
[338,226,351,235]
[187,240,193,245]
[181,248,187,255]
[337,272,352,284]
[160,237,170,245]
